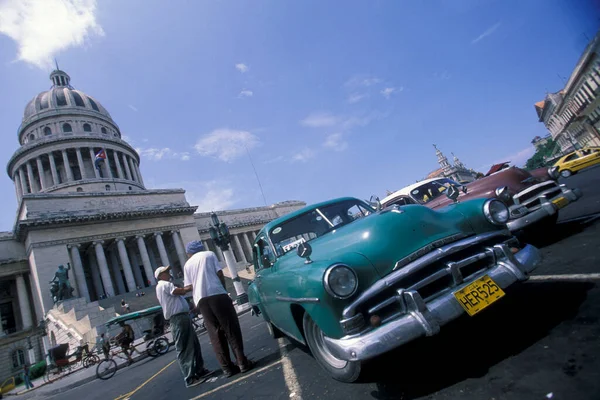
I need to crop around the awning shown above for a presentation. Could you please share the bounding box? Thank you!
[105,305,163,326]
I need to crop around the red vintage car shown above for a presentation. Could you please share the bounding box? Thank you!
[381,165,581,232]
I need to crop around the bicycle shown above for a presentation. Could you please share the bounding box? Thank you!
[96,337,169,380]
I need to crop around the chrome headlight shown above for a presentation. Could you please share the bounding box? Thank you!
[483,199,510,225]
[494,186,511,203]
[323,264,358,299]
[548,166,559,180]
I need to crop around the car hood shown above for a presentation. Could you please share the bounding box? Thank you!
[285,205,475,278]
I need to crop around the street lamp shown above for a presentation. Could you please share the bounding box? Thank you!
[208,212,249,305]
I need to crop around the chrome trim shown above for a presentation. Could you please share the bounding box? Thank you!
[513,180,558,204]
[393,232,471,271]
[323,264,358,300]
[324,244,542,362]
[342,230,510,319]
[275,296,320,304]
[483,199,509,225]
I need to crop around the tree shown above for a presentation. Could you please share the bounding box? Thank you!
[525,139,556,170]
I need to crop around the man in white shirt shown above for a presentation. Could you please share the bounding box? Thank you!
[155,265,212,388]
[184,241,254,378]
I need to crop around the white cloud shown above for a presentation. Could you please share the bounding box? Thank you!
[128,104,138,112]
[0,0,104,69]
[194,128,259,162]
[235,63,249,73]
[300,112,338,128]
[471,22,501,44]
[323,133,348,152]
[381,87,403,99]
[347,93,367,104]
[344,75,382,88]
[292,148,316,162]
[135,147,190,161]
[478,146,536,172]
[264,155,285,164]
[238,89,253,98]
[152,180,237,211]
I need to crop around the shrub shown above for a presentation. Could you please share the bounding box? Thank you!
[29,361,46,380]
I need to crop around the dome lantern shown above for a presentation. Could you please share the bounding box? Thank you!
[50,69,71,87]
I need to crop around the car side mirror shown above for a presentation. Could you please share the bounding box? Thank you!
[297,242,313,264]
[369,195,382,211]
[446,185,460,203]
[462,185,468,194]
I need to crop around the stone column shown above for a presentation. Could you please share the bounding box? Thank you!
[214,243,225,262]
[61,150,74,182]
[128,157,139,182]
[222,248,248,304]
[75,148,86,179]
[93,241,115,297]
[49,153,59,185]
[14,173,22,199]
[116,238,136,292]
[113,151,124,179]
[89,148,101,179]
[129,250,144,288]
[154,232,170,266]
[26,161,37,193]
[103,148,113,179]
[68,244,90,302]
[108,249,125,295]
[133,162,144,186]
[15,275,33,330]
[36,157,46,190]
[18,168,28,194]
[171,231,187,272]
[233,234,247,263]
[88,251,104,299]
[122,154,133,181]
[242,232,254,260]
[136,235,156,285]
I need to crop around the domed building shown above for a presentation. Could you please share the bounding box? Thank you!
[0,69,305,380]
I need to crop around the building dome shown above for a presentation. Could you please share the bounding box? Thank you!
[22,70,113,125]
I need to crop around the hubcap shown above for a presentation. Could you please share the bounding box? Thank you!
[309,320,347,369]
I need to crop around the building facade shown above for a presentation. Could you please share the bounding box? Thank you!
[425,145,477,183]
[0,69,304,381]
[535,31,600,154]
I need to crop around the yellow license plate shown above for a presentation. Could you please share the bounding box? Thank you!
[454,275,505,316]
[552,196,568,209]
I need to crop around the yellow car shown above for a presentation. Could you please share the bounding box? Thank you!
[554,146,600,178]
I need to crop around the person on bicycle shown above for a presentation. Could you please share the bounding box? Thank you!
[117,322,136,365]
[99,333,110,359]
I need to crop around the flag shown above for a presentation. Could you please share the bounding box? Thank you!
[94,150,106,170]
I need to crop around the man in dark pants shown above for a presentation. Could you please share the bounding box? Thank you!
[183,240,254,378]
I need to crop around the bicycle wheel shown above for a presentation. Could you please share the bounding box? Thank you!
[96,359,117,380]
[153,338,169,356]
[146,340,158,357]
[88,354,100,366]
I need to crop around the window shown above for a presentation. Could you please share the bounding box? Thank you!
[105,185,111,191]
[72,91,85,107]
[128,186,132,190]
[62,123,72,133]
[76,187,83,192]
[408,178,463,204]
[44,127,52,136]
[254,239,276,270]
[88,97,100,111]
[83,123,92,132]
[101,127,107,134]
[564,153,580,162]
[55,89,67,106]
[11,349,25,369]
[29,134,35,141]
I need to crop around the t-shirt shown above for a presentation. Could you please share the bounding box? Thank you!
[155,280,190,320]
[184,251,227,306]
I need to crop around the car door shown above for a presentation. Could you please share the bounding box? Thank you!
[576,148,600,170]
[561,152,581,171]
[252,238,278,320]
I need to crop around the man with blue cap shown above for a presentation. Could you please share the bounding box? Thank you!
[183,240,254,378]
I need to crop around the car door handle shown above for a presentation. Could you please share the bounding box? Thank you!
[275,291,281,295]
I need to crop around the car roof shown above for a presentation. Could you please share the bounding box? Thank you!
[381,178,447,204]
[258,196,363,237]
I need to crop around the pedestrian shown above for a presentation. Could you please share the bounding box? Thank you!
[116,322,137,365]
[183,240,254,378]
[121,299,130,313]
[22,364,34,390]
[155,265,213,388]
[99,333,110,359]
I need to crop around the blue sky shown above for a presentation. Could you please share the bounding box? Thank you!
[0,0,598,230]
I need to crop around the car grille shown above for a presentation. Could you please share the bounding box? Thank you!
[513,181,561,207]
[360,236,519,326]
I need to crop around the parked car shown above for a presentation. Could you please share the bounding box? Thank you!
[553,146,600,177]
[381,165,582,232]
[247,196,541,382]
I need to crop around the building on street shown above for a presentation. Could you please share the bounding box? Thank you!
[424,145,477,184]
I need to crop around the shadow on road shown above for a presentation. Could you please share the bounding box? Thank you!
[365,281,594,400]
[517,219,591,249]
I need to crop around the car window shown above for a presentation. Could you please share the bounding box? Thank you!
[409,178,462,204]
[564,153,580,162]
[388,197,413,206]
[254,238,276,270]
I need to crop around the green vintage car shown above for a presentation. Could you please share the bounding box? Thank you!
[248,196,542,382]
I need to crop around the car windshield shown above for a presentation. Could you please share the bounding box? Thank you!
[268,199,373,257]
[409,179,462,204]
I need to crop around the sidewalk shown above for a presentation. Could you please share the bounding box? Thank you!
[7,305,251,398]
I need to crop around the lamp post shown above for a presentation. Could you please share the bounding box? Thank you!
[208,212,249,305]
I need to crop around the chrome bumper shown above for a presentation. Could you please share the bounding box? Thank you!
[506,185,582,231]
[323,244,542,362]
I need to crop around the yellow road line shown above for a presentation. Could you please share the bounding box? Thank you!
[114,359,176,400]
[189,360,283,400]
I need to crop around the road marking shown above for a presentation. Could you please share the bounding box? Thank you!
[114,359,176,400]
[250,323,263,330]
[188,360,283,399]
[278,338,303,400]
[529,273,600,282]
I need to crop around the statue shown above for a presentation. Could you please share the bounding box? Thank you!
[49,264,74,303]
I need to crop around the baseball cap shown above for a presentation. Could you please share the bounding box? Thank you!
[154,265,171,279]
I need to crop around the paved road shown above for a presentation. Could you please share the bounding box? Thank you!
[39,166,600,400]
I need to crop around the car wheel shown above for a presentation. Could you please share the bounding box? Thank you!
[560,169,572,178]
[302,313,361,383]
[266,321,282,339]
